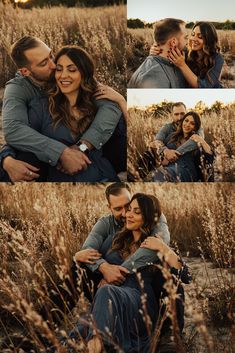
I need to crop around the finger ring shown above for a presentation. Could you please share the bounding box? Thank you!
[27,171,33,176]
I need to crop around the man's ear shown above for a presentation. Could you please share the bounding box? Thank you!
[19,67,31,77]
[169,37,178,48]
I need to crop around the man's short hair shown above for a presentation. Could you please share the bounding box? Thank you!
[105,183,131,203]
[10,36,42,69]
[172,102,186,110]
[154,18,185,45]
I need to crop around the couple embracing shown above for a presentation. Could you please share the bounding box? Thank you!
[59,183,191,353]
[128,18,224,88]
[0,36,127,182]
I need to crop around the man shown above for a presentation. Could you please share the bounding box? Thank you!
[128,18,188,88]
[137,102,204,179]
[0,36,122,181]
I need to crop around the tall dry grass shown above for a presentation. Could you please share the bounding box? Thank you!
[0,3,126,95]
[0,183,234,352]
[128,102,235,182]
[127,28,235,87]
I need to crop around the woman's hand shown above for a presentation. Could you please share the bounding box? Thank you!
[168,47,186,68]
[94,84,125,105]
[2,156,40,183]
[190,134,212,155]
[190,134,205,144]
[149,43,162,56]
[73,249,101,264]
[140,236,165,252]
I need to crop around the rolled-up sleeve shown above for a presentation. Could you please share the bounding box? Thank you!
[81,217,111,272]
[80,99,122,150]
[198,54,224,88]
[3,83,66,166]
[0,144,17,167]
[154,213,170,244]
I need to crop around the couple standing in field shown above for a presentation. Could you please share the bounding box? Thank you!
[135,102,214,182]
[128,18,224,88]
[55,182,191,353]
[0,36,127,183]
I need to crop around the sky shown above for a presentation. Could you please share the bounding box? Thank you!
[127,0,235,22]
[127,89,235,108]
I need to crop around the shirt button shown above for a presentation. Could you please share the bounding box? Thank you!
[48,160,52,164]
[99,143,102,146]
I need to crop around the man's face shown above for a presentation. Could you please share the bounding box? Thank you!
[175,23,188,51]
[108,189,131,226]
[22,42,56,84]
[172,104,187,124]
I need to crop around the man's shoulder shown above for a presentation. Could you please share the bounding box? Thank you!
[140,56,166,72]
[97,214,115,224]
[128,56,172,88]
[161,122,174,130]
[6,74,32,88]
[4,74,42,99]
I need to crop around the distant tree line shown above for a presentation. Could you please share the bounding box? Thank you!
[8,0,126,8]
[128,18,235,30]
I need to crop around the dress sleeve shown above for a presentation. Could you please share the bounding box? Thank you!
[198,54,224,88]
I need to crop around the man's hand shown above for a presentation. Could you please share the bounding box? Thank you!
[99,262,129,285]
[149,140,163,150]
[163,149,181,162]
[73,249,101,264]
[59,147,91,175]
[3,156,40,182]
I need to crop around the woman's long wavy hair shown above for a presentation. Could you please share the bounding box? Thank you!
[187,22,221,78]
[48,46,98,136]
[169,111,201,145]
[112,193,162,259]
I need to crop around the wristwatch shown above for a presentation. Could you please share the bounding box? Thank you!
[77,142,89,154]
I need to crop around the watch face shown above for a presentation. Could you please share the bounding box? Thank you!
[79,143,88,152]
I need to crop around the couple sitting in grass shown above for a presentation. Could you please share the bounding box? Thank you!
[0,36,127,183]
[135,102,214,182]
[54,183,191,353]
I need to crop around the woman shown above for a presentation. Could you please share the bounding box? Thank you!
[152,112,214,182]
[74,193,191,353]
[0,46,126,182]
[151,22,224,88]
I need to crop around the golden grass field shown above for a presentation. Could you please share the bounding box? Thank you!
[0,3,126,94]
[128,102,235,182]
[127,28,235,87]
[0,183,234,352]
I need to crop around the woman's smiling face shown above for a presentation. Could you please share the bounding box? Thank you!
[190,25,204,51]
[126,199,144,231]
[182,115,196,135]
[55,54,82,95]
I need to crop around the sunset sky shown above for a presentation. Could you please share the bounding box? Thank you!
[127,89,235,108]
[128,0,235,22]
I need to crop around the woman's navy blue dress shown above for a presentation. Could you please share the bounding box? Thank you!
[87,246,158,352]
[75,236,190,353]
[152,141,214,182]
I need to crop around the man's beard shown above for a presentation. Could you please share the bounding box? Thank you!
[29,70,54,84]
[117,216,126,228]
